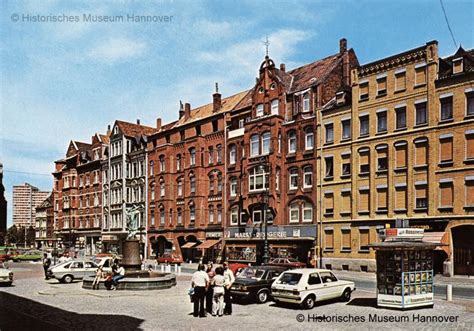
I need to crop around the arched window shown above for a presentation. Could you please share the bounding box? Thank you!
[305,127,314,150]
[217,173,223,193]
[209,205,214,223]
[289,168,298,190]
[177,208,183,225]
[177,177,183,197]
[288,131,297,153]
[376,144,388,172]
[150,182,155,201]
[303,92,310,113]
[230,177,238,196]
[159,178,165,197]
[271,99,279,115]
[230,206,239,225]
[229,144,237,165]
[303,202,313,222]
[176,154,182,171]
[216,144,222,163]
[189,201,196,223]
[289,202,299,223]
[190,173,196,194]
[262,132,271,154]
[189,147,196,166]
[209,174,215,193]
[217,205,222,223]
[159,205,165,225]
[250,134,259,157]
[208,146,214,164]
[159,155,165,172]
[303,166,313,188]
[149,161,154,176]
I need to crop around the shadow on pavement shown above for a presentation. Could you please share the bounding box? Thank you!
[0,292,144,331]
[346,297,378,308]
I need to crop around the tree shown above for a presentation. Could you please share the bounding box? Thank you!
[26,226,36,247]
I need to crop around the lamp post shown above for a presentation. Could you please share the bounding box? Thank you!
[258,160,271,265]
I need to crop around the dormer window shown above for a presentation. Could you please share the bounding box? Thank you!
[256,104,264,117]
[302,93,310,113]
[453,58,463,74]
[113,126,119,135]
[336,91,345,105]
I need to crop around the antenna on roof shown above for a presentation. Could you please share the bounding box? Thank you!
[215,82,219,94]
[179,100,183,109]
[262,35,270,57]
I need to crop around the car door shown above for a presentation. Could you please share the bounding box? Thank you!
[319,271,341,300]
[84,262,97,278]
[70,262,85,278]
[306,272,324,300]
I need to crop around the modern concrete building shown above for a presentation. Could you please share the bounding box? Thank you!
[12,183,50,229]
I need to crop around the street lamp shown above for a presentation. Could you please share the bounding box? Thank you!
[258,162,271,265]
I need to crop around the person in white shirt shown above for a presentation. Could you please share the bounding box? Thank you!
[111,261,125,290]
[211,266,226,316]
[191,264,209,317]
[223,262,235,315]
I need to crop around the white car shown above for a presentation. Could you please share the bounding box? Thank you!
[0,262,13,286]
[48,260,98,283]
[271,268,355,309]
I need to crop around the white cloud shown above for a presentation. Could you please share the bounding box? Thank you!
[87,37,147,62]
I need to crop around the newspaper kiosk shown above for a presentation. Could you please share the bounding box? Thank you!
[370,228,438,309]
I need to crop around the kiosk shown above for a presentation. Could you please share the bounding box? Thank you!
[370,228,439,309]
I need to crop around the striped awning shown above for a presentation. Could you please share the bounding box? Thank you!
[196,239,220,249]
[181,242,198,249]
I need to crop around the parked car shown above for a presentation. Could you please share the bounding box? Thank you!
[156,254,183,265]
[0,249,11,262]
[0,262,13,286]
[267,257,306,269]
[230,266,287,303]
[48,260,98,283]
[12,250,43,262]
[271,268,355,309]
[94,256,122,273]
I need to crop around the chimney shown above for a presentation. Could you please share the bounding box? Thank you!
[184,102,191,119]
[213,82,221,113]
[339,38,347,54]
[179,100,184,119]
[156,118,162,130]
[107,124,111,135]
[280,63,286,72]
[136,119,141,125]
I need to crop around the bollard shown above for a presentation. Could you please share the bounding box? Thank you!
[174,264,178,273]
[178,266,182,275]
[166,265,171,273]
[446,284,452,301]
[160,264,164,273]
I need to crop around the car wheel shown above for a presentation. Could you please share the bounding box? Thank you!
[256,289,269,304]
[62,275,73,284]
[341,288,351,302]
[302,295,316,309]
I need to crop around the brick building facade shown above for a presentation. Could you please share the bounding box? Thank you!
[35,194,54,249]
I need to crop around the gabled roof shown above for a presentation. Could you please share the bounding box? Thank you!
[438,46,474,80]
[36,193,53,210]
[115,120,158,138]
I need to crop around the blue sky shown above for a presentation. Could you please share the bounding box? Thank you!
[1,0,472,226]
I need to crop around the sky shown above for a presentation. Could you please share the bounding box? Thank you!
[0,0,473,226]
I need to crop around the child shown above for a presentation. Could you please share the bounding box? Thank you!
[92,265,104,290]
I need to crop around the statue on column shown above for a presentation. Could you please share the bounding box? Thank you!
[126,205,141,239]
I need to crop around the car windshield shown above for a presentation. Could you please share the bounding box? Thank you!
[287,258,299,263]
[276,272,302,285]
[237,268,265,280]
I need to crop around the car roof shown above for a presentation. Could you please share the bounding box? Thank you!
[282,268,333,274]
[246,266,287,271]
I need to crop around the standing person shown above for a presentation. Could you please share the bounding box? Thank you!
[223,262,235,315]
[205,262,215,315]
[42,253,51,280]
[191,264,209,318]
[211,266,225,317]
[111,261,125,290]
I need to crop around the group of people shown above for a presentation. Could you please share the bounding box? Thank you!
[191,261,235,318]
[92,259,125,291]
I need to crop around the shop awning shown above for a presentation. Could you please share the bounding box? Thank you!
[181,242,198,249]
[196,239,220,249]
[422,232,447,250]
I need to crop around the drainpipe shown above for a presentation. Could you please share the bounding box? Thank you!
[222,120,230,263]
[318,94,324,268]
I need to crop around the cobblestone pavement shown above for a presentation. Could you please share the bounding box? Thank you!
[0,263,472,330]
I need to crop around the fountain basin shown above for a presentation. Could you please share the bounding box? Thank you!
[82,272,176,291]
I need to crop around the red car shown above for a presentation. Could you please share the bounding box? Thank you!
[229,263,249,275]
[267,257,306,269]
[157,254,183,265]
[0,250,11,262]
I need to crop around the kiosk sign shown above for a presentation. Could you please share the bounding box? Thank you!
[380,228,424,241]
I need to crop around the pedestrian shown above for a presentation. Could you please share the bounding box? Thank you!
[42,253,51,280]
[223,262,235,315]
[211,266,225,317]
[92,265,104,290]
[205,262,215,314]
[191,264,209,318]
[111,261,125,290]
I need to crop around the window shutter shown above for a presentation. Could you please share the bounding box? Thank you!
[325,230,334,249]
[396,145,407,168]
[360,151,369,165]
[415,143,428,166]
[415,67,426,85]
[466,182,474,206]
[359,229,369,248]
[416,186,427,199]
[395,72,406,90]
[360,83,369,96]
[377,189,387,210]
[440,138,453,162]
[342,230,351,249]
[341,192,351,213]
[359,190,369,211]
[324,193,334,212]
[440,183,453,207]
[395,187,407,210]
[466,135,474,159]
[377,78,387,93]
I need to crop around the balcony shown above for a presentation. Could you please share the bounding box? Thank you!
[228,127,245,139]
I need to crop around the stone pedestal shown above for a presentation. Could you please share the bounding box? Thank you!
[122,239,141,271]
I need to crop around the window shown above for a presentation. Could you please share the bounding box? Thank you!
[453,58,463,74]
[216,145,222,163]
[415,64,426,86]
[271,99,279,115]
[289,168,298,190]
[212,120,218,132]
[250,134,259,157]
[465,178,474,207]
[466,91,474,116]
[396,106,407,129]
[159,155,165,172]
[341,230,351,251]
[324,192,334,215]
[376,75,387,96]
[275,168,280,191]
[359,188,370,213]
[377,110,387,133]
[150,183,155,201]
[230,206,239,225]
[325,123,334,143]
[395,70,406,91]
[217,174,222,193]
[189,204,195,223]
[150,211,155,226]
[376,187,388,212]
[342,160,351,177]
[149,161,154,176]
[176,154,182,171]
[252,210,262,223]
[208,147,214,164]
[195,124,201,136]
[190,174,196,194]
[395,142,407,169]
[229,145,236,165]
[177,178,183,196]
[288,131,297,153]
[278,133,281,153]
[415,101,427,125]
[439,181,454,209]
[376,145,388,172]
[256,103,264,117]
[342,120,351,140]
[395,184,407,211]
[169,209,173,225]
[249,167,269,192]
[414,138,428,167]
[466,132,474,160]
[415,183,428,210]
[359,149,370,174]
[209,174,214,193]
[160,206,165,225]
[440,95,453,121]
[341,190,351,215]
[177,208,183,225]
[359,115,369,136]
[325,157,334,178]
[324,229,334,250]
[439,135,453,164]
[262,132,271,154]
[302,93,310,112]
[189,147,196,166]
[217,205,222,223]
[359,229,370,251]
[230,177,237,196]
[209,205,214,223]
[359,81,369,100]
[303,202,313,222]
[160,179,165,197]
[305,128,314,150]
[303,166,313,188]
[289,203,299,223]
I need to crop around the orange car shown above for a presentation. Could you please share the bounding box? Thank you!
[156,254,183,265]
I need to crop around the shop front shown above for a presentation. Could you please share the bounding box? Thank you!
[224,225,316,266]
[101,234,121,255]
[195,231,223,264]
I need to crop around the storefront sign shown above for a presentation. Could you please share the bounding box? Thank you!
[381,228,424,241]
[206,232,223,238]
[234,231,287,239]
[227,225,316,239]
[102,235,118,241]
